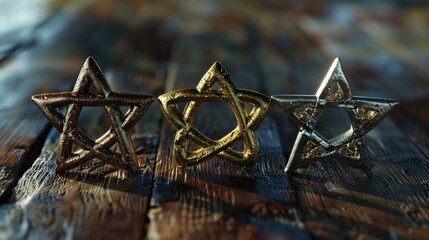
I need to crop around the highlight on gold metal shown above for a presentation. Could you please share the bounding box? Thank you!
[158,62,271,167]
[32,57,154,173]
[272,58,398,176]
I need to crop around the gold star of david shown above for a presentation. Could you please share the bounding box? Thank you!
[272,58,398,176]
[158,62,271,166]
[32,57,153,173]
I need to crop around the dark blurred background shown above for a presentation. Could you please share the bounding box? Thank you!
[1,0,428,144]
[1,0,429,115]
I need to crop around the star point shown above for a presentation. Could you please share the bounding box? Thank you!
[32,57,153,173]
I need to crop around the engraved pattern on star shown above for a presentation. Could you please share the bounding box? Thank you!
[32,57,153,173]
[272,58,398,176]
[158,62,271,166]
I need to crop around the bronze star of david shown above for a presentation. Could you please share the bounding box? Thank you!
[272,58,398,176]
[158,62,271,166]
[32,57,153,173]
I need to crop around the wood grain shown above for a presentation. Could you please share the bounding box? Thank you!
[0,0,76,203]
[149,121,307,239]
[0,149,27,202]
[0,131,156,239]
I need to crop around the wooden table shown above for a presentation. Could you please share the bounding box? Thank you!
[0,1,428,239]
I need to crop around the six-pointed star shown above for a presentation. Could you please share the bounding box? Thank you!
[272,58,398,175]
[32,57,153,173]
[158,62,271,166]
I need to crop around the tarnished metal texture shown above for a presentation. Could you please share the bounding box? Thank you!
[32,57,154,173]
[158,62,271,167]
[272,58,398,176]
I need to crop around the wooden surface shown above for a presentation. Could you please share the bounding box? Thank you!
[0,0,428,239]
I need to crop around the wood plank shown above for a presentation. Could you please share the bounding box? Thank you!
[149,2,310,239]
[149,122,307,239]
[0,0,74,203]
[0,1,178,239]
[0,149,27,203]
[0,131,156,239]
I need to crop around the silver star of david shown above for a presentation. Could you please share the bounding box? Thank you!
[272,58,398,176]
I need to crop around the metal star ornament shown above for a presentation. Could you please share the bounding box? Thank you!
[272,58,398,176]
[158,62,271,167]
[32,57,153,173]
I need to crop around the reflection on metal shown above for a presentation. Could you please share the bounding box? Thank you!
[32,57,153,173]
[272,58,398,176]
[159,62,271,167]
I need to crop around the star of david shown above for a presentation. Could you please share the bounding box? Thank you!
[32,57,153,173]
[272,58,398,176]
[158,62,271,166]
